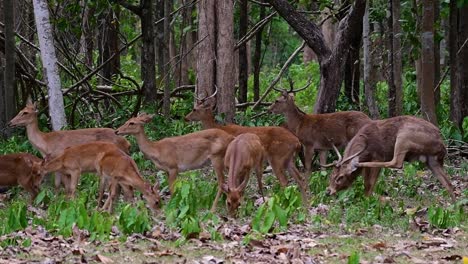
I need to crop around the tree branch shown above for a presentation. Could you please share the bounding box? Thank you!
[267,0,331,62]
[115,0,142,17]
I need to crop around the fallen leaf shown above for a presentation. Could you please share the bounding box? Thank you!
[371,242,387,250]
[95,254,114,263]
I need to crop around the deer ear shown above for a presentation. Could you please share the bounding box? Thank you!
[350,157,359,172]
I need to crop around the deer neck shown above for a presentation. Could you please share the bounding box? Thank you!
[26,118,48,155]
[201,113,218,129]
[134,129,154,156]
[284,105,304,132]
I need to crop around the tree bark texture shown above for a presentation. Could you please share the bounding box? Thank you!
[79,0,95,67]
[162,0,172,116]
[33,0,67,130]
[449,0,460,127]
[140,0,157,103]
[98,7,120,83]
[1,0,16,137]
[362,0,379,119]
[420,0,438,125]
[268,0,366,113]
[253,3,266,102]
[388,0,403,116]
[434,0,440,104]
[238,0,249,103]
[196,0,216,99]
[216,0,236,122]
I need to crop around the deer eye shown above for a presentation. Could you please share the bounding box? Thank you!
[129,122,135,126]
[21,112,28,116]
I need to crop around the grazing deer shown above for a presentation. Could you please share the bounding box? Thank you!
[115,113,234,211]
[40,141,134,204]
[40,142,159,212]
[184,89,308,203]
[222,133,266,217]
[8,102,131,191]
[269,86,371,174]
[324,116,456,201]
[0,153,43,202]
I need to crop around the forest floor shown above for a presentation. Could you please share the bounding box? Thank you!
[1,159,467,264]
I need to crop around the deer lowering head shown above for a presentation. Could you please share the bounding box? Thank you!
[324,116,456,201]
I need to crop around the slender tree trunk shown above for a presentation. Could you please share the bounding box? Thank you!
[458,6,468,123]
[33,0,67,130]
[344,14,362,106]
[196,0,216,99]
[140,0,156,103]
[253,3,266,102]
[449,0,460,127]
[162,0,172,116]
[216,0,235,121]
[238,0,248,103]
[1,0,16,137]
[420,0,437,125]
[391,0,403,116]
[363,0,379,119]
[79,0,95,67]
[98,7,120,83]
[434,0,441,105]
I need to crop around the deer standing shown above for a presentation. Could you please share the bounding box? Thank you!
[8,102,131,192]
[222,133,266,217]
[0,153,43,202]
[269,87,370,174]
[325,116,456,201]
[40,141,159,212]
[115,113,234,211]
[184,90,308,203]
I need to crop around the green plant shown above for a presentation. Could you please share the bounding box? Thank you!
[118,202,152,235]
[252,186,303,233]
[428,203,466,229]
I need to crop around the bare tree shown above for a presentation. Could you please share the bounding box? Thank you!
[238,0,249,103]
[33,0,67,130]
[420,0,438,125]
[196,0,216,99]
[267,0,366,113]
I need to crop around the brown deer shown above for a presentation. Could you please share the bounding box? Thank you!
[0,153,43,202]
[222,133,266,217]
[40,141,159,212]
[269,87,371,174]
[40,141,134,204]
[184,90,308,203]
[8,102,131,191]
[325,116,456,201]
[115,113,234,211]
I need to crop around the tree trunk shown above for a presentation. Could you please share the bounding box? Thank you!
[98,7,120,83]
[363,0,379,119]
[458,6,468,124]
[140,0,156,103]
[449,0,460,127]
[268,0,366,113]
[344,12,362,106]
[387,0,403,117]
[179,0,194,86]
[33,0,67,130]
[420,0,437,125]
[216,0,235,122]
[253,3,266,102]
[238,0,248,103]
[434,0,440,105]
[196,0,216,99]
[162,0,172,116]
[79,0,95,67]
[1,0,16,137]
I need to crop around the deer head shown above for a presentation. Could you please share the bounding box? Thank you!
[221,177,248,217]
[8,101,38,127]
[115,113,155,135]
[185,86,217,122]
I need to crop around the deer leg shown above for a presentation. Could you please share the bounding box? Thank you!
[363,168,381,196]
[54,172,63,191]
[270,156,289,187]
[303,146,315,175]
[121,185,134,203]
[287,160,309,205]
[97,175,108,208]
[68,170,81,198]
[254,163,265,200]
[427,156,456,201]
[103,179,119,213]
[319,150,328,167]
[167,169,179,194]
[210,157,225,212]
[358,138,408,169]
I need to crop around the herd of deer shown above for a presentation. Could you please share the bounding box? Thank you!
[0,88,457,217]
